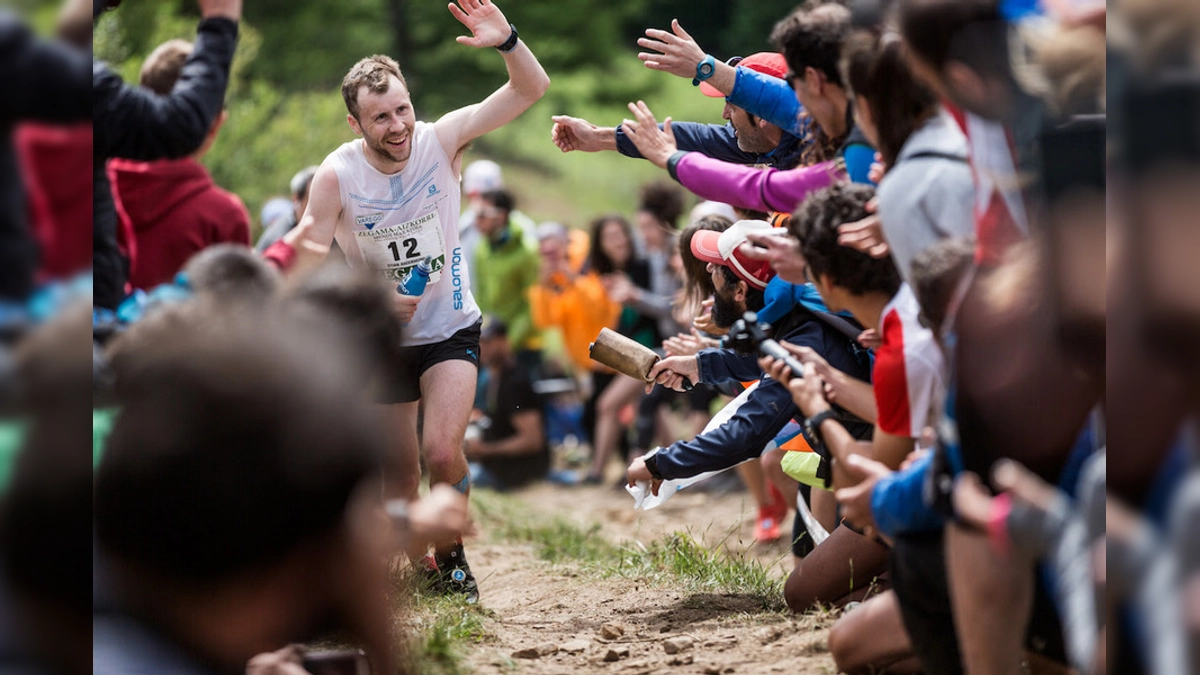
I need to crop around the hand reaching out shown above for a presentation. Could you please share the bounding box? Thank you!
[550,115,613,153]
[636,19,707,80]
[663,328,715,357]
[447,0,511,48]
[621,100,677,169]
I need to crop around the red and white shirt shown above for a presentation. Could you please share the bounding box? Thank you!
[873,284,945,439]
[945,104,1029,266]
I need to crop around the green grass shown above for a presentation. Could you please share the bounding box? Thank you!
[397,490,791,674]
[471,490,786,610]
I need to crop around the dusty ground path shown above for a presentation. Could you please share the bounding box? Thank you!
[441,480,842,675]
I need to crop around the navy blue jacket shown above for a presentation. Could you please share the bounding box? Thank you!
[616,121,805,170]
[653,309,873,480]
[93,17,238,309]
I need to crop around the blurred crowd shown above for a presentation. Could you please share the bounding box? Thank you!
[0,0,1196,673]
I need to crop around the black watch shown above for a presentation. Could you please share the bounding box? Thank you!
[495,23,519,53]
[804,409,838,448]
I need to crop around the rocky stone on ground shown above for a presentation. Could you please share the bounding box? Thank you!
[662,636,693,654]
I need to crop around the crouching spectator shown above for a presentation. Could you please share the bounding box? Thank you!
[464,316,550,491]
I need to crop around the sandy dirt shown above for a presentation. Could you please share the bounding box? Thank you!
[457,480,842,675]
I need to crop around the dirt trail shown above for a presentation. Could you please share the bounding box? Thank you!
[459,481,841,675]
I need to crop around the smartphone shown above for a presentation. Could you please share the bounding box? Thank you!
[301,649,371,675]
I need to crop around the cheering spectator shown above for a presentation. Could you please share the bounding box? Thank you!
[93,0,241,309]
[108,38,251,291]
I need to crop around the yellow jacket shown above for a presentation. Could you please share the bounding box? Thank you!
[529,270,620,373]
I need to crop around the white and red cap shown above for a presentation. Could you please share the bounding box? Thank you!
[690,220,775,290]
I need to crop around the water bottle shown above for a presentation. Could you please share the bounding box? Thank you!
[397,256,432,296]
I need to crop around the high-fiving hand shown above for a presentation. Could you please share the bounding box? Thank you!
[636,19,707,79]
[447,0,512,49]
[622,100,677,169]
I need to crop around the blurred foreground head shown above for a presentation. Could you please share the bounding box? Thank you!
[94,310,392,672]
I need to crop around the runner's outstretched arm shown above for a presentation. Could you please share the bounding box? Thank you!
[435,0,550,158]
[279,165,341,274]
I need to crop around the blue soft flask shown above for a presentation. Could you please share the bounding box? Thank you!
[397,256,432,296]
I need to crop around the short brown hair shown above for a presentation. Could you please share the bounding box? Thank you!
[341,55,408,120]
[770,3,852,87]
[139,39,194,95]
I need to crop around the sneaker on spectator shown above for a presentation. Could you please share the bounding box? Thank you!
[754,506,782,543]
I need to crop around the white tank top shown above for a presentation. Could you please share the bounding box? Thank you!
[325,121,480,346]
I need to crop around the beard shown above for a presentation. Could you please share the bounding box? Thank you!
[364,133,412,165]
[711,289,744,329]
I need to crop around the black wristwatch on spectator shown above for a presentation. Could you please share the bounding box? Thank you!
[495,24,519,53]
[804,409,838,489]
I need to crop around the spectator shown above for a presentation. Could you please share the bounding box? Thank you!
[457,159,538,290]
[585,214,659,484]
[108,38,251,291]
[552,52,807,171]
[527,220,619,380]
[15,0,94,283]
[631,219,876,610]
[471,188,542,373]
[94,313,396,674]
[0,5,90,304]
[93,0,241,309]
[840,29,975,282]
[464,316,550,491]
[255,166,317,253]
[181,243,280,306]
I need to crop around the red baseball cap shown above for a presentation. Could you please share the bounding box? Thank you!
[700,52,788,98]
[690,220,775,290]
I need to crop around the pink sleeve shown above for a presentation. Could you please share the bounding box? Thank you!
[674,153,845,213]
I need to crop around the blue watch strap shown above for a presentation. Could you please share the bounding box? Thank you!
[692,54,716,86]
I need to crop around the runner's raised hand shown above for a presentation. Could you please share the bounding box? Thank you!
[448,0,511,48]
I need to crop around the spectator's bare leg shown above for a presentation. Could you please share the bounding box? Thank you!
[946,523,1033,675]
[829,590,921,674]
[590,374,645,481]
[785,525,889,611]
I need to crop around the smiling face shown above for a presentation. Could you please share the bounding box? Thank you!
[347,75,416,170]
[723,102,774,154]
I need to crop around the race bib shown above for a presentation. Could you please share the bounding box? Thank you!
[355,211,447,284]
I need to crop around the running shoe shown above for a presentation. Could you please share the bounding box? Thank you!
[754,505,782,543]
[434,542,480,605]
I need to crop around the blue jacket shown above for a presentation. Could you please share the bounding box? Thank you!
[617,120,805,170]
[726,67,875,184]
[653,310,873,480]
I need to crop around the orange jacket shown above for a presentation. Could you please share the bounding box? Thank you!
[529,270,620,373]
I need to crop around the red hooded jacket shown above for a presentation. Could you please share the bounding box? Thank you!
[108,157,250,290]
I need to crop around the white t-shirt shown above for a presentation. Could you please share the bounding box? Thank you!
[325,121,481,346]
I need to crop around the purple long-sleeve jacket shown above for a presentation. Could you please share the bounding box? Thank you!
[667,151,845,214]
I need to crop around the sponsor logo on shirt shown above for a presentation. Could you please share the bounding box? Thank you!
[355,212,386,230]
[450,246,464,310]
[428,183,439,197]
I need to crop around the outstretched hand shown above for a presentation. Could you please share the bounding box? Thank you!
[622,100,677,169]
[551,115,610,153]
[637,19,707,80]
[448,0,511,48]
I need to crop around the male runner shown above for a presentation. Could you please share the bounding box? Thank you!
[279,0,549,604]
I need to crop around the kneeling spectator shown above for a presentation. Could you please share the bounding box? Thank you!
[464,317,549,490]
